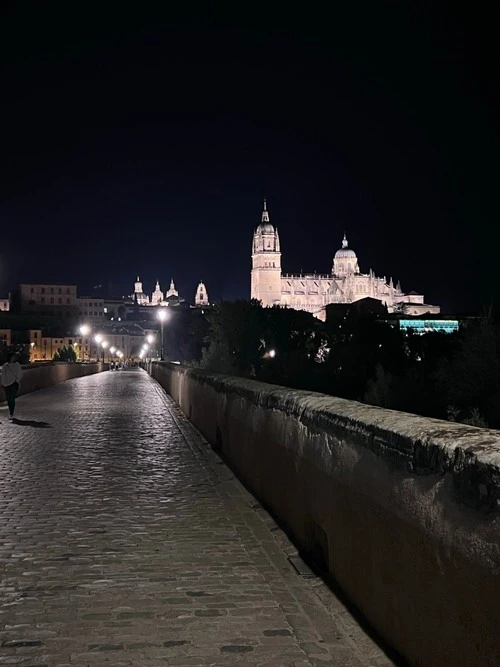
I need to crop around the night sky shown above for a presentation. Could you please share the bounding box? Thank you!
[0,4,497,312]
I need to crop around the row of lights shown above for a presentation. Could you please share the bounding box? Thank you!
[78,324,158,361]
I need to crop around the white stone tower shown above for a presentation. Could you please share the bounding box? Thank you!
[151,280,164,305]
[251,199,282,306]
[166,279,178,298]
[134,276,149,305]
[195,281,209,306]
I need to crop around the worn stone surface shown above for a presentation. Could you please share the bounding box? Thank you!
[149,362,500,667]
[0,369,394,666]
[165,365,500,498]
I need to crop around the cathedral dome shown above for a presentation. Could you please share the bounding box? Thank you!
[335,234,357,258]
[258,222,275,234]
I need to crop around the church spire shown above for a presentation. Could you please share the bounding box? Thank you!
[261,198,270,223]
[342,233,348,249]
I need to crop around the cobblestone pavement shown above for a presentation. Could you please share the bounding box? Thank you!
[0,370,396,666]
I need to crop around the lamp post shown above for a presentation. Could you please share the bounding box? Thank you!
[101,340,108,364]
[80,324,91,361]
[94,334,103,364]
[157,309,168,361]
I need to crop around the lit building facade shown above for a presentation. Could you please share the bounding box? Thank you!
[133,277,209,308]
[19,283,78,319]
[195,281,209,306]
[29,322,159,362]
[0,329,11,346]
[251,200,440,320]
[0,297,10,312]
[77,297,105,321]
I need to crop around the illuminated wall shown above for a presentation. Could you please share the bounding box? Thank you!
[399,319,459,334]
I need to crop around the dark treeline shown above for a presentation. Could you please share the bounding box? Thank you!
[194,300,500,429]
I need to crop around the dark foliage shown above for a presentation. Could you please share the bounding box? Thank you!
[200,301,498,429]
[53,345,77,362]
[0,343,30,365]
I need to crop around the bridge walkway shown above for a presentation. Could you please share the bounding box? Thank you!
[0,369,395,666]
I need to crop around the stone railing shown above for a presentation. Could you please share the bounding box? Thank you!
[146,361,500,667]
[0,362,106,402]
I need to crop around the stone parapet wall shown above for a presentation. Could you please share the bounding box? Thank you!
[147,361,500,667]
[0,362,106,403]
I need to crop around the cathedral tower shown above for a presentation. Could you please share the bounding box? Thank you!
[195,281,209,306]
[251,199,282,306]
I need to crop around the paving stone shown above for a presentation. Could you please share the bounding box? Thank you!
[0,370,396,666]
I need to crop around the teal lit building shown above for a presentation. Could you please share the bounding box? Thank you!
[398,319,459,334]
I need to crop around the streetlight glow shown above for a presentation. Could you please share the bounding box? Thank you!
[95,334,103,344]
[157,308,168,360]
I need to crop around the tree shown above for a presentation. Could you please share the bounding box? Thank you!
[53,345,77,362]
[434,318,500,428]
[0,343,29,365]
[200,300,264,376]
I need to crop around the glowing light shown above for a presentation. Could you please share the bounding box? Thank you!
[95,334,103,344]
[268,349,276,358]
[101,340,109,349]
[80,324,90,336]
[110,346,116,354]
[147,334,154,344]
[158,309,168,322]
[399,319,459,335]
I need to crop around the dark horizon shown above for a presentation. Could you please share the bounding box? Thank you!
[0,5,497,313]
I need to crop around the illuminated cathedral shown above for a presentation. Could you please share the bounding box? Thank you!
[251,200,439,320]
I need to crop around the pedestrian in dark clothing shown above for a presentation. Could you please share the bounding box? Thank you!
[1,354,23,420]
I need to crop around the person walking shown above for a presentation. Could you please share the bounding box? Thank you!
[1,353,23,421]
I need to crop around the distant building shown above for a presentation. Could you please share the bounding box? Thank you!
[133,277,150,305]
[18,283,78,320]
[132,277,209,309]
[251,200,440,320]
[0,329,11,346]
[397,318,459,334]
[29,321,159,362]
[151,281,164,305]
[77,297,105,321]
[0,297,10,312]
[195,281,209,306]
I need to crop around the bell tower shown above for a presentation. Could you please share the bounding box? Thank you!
[250,199,282,306]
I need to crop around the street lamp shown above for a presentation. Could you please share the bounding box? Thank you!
[157,309,168,361]
[80,325,91,360]
[101,340,108,364]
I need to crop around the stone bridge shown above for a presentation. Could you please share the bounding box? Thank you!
[0,362,499,666]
